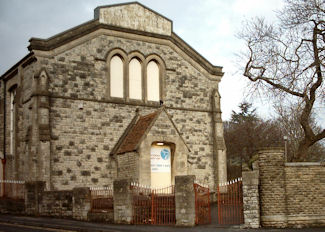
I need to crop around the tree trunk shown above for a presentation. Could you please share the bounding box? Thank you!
[295,139,312,161]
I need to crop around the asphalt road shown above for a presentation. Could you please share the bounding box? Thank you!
[1,214,325,232]
[0,221,75,232]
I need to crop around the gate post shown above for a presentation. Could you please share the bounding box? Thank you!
[113,179,133,224]
[175,175,195,226]
[72,187,91,221]
[242,170,260,228]
[25,181,45,216]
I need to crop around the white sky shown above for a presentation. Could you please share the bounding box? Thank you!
[0,0,286,121]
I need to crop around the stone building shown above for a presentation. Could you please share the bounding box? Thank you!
[0,2,226,191]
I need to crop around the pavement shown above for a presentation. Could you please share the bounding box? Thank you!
[0,214,325,232]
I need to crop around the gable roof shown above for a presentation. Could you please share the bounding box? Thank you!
[116,111,158,154]
[1,2,224,80]
[111,107,189,155]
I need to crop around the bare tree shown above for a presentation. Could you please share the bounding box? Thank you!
[239,0,325,161]
[274,102,325,161]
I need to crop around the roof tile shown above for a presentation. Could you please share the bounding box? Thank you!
[116,111,158,154]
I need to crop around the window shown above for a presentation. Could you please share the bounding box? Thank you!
[110,55,124,98]
[107,51,163,103]
[147,60,160,102]
[9,87,16,155]
[129,58,142,100]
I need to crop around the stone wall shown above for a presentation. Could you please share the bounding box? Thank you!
[0,80,4,159]
[41,33,223,190]
[1,61,40,183]
[175,175,195,226]
[39,190,73,217]
[95,3,172,36]
[0,198,25,214]
[242,170,260,228]
[25,181,91,221]
[138,110,188,186]
[116,152,139,180]
[243,148,325,228]
[285,163,325,227]
[1,3,227,193]
[113,179,133,224]
[258,148,287,227]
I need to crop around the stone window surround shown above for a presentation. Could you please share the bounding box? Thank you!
[8,83,18,157]
[106,48,165,105]
[151,141,176,185]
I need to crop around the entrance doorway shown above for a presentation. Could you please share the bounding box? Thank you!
[150,144,171,188]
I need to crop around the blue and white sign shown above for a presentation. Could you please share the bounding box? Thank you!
[160,149,170,160]
[151,146,171,173]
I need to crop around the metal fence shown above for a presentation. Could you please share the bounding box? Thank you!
[131,183,175,225]
[90,187,113,212]
[0,180,25,200]
[217,178,243,225]
[194,182,211,225]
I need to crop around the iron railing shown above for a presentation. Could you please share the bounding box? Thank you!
[90,187,113,212]
[0,180,25,200]
[131,183,175,225]
[194,182,211,224]
[217,178,243,225]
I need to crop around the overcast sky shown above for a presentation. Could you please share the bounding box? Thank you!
[0,0,285,121]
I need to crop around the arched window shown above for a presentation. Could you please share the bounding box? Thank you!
[147,60,160,102]
[129,58,142,100]
[110,55,124,98]
[9,86,17,155]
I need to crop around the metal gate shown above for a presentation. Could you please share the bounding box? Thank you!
[194,183,211,224]
[131,183,175,225]
[90,187,113,213]
[217,178,243,225]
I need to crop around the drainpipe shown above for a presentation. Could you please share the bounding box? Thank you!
[2,80,6,196]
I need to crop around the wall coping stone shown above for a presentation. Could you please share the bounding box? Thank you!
[285,162,324,167]
[242,170,259,186]
[257,147,284,152]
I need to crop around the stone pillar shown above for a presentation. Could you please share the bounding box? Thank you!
[175,175,195,226]
[211,89,227,189]
[242,170,260,228]
[35,70,51,190]
[72,187,91,221]
[113,179,133,224]
[24,181,45,216]
[258,148,287,228]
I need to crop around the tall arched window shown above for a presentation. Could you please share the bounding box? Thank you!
[129,58,142,100]
[9,86,17,155]
[147,60,160,102]
[110,55,124,98]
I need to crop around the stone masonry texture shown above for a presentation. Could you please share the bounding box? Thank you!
[285,163,325,227]
[255,148,325,228]
[175,175,195,226]
[0,2,226,193]
[242,170,260,229]
[258,148,287,228]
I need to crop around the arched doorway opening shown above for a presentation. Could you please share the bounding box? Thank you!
[150,142,174,188]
